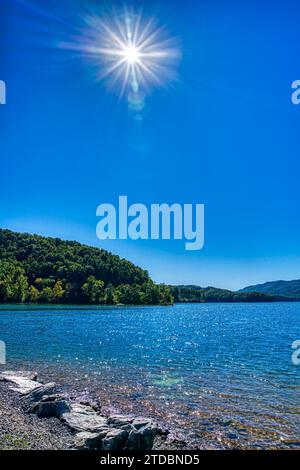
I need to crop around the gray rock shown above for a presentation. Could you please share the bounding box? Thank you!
[101,428,128,450]
[74,428,129,450]
[72,396,101,413]
[74,431,103,450]
[40,393,65,402]
[73,413,161,451]
[20,383,57,408]
[61,403,108,432]
[132,417,155,430]
[0,370,38,381]
[0,371,42,394]
[126,422,160,451]
[20,385,71,418]
[107,414,133,428]
[35,399,71,418]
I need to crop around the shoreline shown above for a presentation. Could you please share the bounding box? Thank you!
[0,367,298,451]
[0,299,300,312]
[0,370,188,451]
[0,303,175,311]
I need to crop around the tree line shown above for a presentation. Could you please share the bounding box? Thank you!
[0,229,173,305]
[170,285,291,303]
[0,229,293,306]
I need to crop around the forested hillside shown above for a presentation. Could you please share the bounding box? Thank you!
[170,285,294,303]
[0,229,173,305]
[239,279,300,299]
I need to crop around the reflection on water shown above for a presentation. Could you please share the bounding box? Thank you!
[0,302,299,449]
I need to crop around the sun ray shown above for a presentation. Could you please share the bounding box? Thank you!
[61,8,180,100]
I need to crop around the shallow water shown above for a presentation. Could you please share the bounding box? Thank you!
[0,302,299,449]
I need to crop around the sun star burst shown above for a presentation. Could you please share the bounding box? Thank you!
[62,9,180,99]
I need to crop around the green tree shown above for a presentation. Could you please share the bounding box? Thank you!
[28,285,39,303]
[38,287,54,303]
[105,283,116,305]
[0,260,28,303]
[35,278,55,290]
[115,284,144,304]
[158,284,174,305]
[14,273,28,303]
[82,276,105,304]
[141,281,160,305]
[53,280,65,303]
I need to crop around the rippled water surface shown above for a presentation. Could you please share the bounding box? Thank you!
[0,303,299,449]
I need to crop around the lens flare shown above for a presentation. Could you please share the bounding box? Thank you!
[62,9,181,100]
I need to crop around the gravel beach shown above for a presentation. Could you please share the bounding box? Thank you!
[0,381,74,450]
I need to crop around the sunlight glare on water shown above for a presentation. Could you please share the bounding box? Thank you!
[0,302,299,449]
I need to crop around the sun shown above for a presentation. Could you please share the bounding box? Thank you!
[122,45,140,65]
[62,9,181,99]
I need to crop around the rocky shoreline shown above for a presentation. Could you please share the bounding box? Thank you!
[0,371,188,451]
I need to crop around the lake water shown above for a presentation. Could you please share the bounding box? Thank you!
[0,302,299,449]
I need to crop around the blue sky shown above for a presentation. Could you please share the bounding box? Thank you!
[0,0,299,290]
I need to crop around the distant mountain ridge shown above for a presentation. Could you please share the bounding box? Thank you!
[170,285,283,303]
[239,279,300,299]
[170,281,300,303]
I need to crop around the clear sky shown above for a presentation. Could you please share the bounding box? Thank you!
[0,0,299,290]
